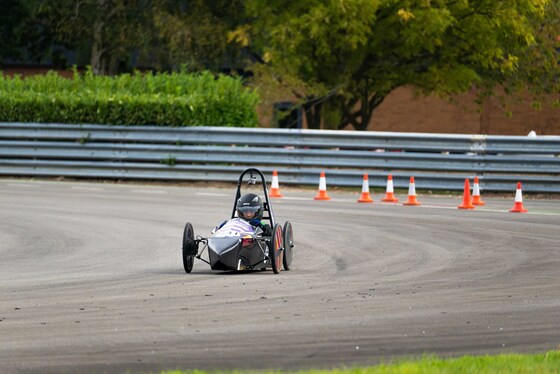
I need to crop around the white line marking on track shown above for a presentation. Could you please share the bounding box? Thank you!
[195,192,228,197]
[131,189,167,194]
[280,198,560,215]
[5,183,36,188]
[71,186,103,191]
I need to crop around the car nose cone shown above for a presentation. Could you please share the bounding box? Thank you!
[208,237,242,270]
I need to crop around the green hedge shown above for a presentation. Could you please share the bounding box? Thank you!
[0,69,259,127]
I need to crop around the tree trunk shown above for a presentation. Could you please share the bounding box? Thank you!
[303,98,322,130]
[91,18,106,75]
[338,91,388,131]
[91,0,106,75]
[91,0,119,75]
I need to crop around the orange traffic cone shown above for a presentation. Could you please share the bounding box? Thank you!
[382,174,399,202]
[269,170,283,198]
[403,176,421,206]
[314,171,331,200]
[471,176,485,206]
[458,178,475,209]
[510,182,528,213]
[357,174,373,203]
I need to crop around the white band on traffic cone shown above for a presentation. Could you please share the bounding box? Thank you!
[319,176,327,191]
[515,187,523,202]
[473,183,480,196]
[408,182,416,196]
[272,175,279,189]
[362,178,370,193]
[386,179,394,193]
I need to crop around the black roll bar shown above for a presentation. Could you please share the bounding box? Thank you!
[230,168,276,227]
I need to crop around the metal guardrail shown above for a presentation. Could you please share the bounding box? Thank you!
[1,122,559,193]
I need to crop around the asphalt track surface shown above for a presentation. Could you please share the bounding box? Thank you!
[1,179,560,373]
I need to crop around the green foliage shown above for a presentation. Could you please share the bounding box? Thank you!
[13,0,247,75]
[150,0,247,73]
[160,156,177,166]
[0,70,259,127]
[0,0,29,61]
[240,0,560,130]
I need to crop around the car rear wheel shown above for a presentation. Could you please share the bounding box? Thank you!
[282,221,294,270]
[182,222,197,273]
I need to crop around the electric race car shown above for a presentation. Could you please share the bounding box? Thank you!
[181,168,294,274]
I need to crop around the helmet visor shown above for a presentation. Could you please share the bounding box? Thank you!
[238,206,259,219]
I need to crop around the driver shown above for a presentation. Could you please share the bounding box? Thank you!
[216,193,272,236]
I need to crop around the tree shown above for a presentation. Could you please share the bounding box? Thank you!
[497,0,560,108]
[13,0,152,75]
[145,0,246,72]
[15,0,246,75]
[0,0,29,61]
[0,0,60,65]
[236,0,560,130]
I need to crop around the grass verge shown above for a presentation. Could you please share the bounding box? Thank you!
[161,351,560,374]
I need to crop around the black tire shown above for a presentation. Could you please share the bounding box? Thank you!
[270,224,283,274]
[282,221,294,270]
[182,222,197,273]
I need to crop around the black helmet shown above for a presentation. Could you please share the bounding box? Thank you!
[236,193,263,221]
